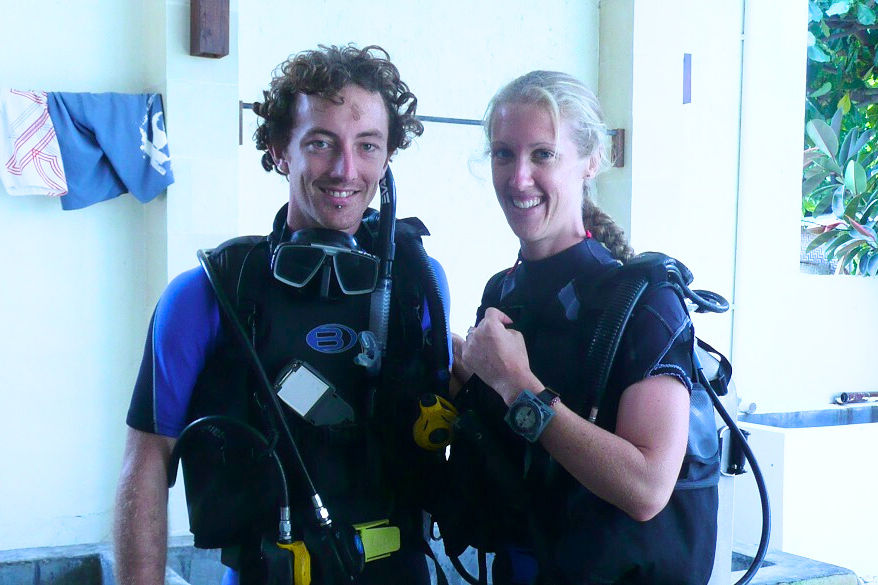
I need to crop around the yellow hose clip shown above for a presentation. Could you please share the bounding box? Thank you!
[352,519,400,562]
[277,540,311,585]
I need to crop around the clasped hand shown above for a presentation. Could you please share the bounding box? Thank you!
[453,307,533,406]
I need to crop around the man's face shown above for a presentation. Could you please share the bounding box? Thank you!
[273,84,392,234]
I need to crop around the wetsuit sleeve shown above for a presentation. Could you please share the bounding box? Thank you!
[612,283,696,393]
[126,267,222,437]
[418,256,452,367]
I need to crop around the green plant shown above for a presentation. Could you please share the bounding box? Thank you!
[803,1,878,274]
[807,0,878,128]
[803,110,878,274]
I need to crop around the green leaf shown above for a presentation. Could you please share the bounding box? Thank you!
[845,159,868,195]
[807,119,840,158]
[844,192,864,218]
[839,93,853,114]
[820,156,845,176]
[803,171,830,196]
[846,214,878,242]
[805,228,840,253]
[811,82,833,98]
[809,0,823,22]
[838,127,856,163]
[809,45,831,62]
[804,148,826,166]
[814,188,838,215]
[861,198,878,222]
[869,253,878,275]
[832,184,847,216]
[850,129,874,159]
[858,4,876,25]
[853,246,869,268]
[805,164,827,178]
[838,242,863,272]
[826,232,853,258]
[826,1,851,17]
[831,109,844,139]
[821,20,831,37]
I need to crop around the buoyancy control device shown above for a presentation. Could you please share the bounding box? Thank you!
[433,251,771,585]
[166,168,452,585]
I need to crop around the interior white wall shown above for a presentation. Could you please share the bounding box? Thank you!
[0,0,167,549]
[734,0,878,412]
[237,0,600,335]
[626,0,743,357]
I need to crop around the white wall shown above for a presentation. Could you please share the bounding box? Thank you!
[626,0,743,357]
[0,0,165,549]
[0,0,242,549]
[733,0,878,412]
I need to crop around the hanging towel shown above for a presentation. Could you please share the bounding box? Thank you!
[0,89,68,197]
[47,92,174,211]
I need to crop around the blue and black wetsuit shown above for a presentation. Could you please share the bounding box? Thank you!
[127,204,451,585]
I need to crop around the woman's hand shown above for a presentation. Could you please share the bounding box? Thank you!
[460,307,539,405]
[449,332,473,398]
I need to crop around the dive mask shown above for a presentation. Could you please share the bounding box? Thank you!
[271,228,379,296]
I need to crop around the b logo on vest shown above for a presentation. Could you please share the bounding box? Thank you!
[306,324,358,354]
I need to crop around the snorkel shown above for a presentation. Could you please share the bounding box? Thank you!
[371,166,397,356]
[355,167,397,377]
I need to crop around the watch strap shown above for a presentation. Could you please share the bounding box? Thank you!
[537,387,560,407]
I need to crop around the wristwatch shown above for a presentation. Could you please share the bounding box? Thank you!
[505,388,560,443]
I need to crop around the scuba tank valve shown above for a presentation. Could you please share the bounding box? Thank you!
[413,393,459,451]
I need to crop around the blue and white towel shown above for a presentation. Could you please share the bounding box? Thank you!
[47,92,174,210]
[0,89,68,197]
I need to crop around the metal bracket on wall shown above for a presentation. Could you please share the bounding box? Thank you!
[609,129,625,168]
[239,100,253,145]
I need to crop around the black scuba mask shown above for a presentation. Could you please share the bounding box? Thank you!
[271,228,379,296]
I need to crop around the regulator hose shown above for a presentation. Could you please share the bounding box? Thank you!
[395,233,451,394]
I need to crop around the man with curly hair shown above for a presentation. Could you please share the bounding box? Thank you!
[113,45,448,585]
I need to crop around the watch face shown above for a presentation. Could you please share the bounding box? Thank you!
[511,403,539,433]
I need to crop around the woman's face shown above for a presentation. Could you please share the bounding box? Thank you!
[490,101,594,260]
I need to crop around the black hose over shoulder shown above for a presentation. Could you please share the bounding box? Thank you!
[704,373,771,585]
[395,233,450,395]
[197,250,322,506]
[575,275,650,417]
[168,414,290,510]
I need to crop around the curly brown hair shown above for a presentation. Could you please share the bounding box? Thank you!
[253,44,424,174]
